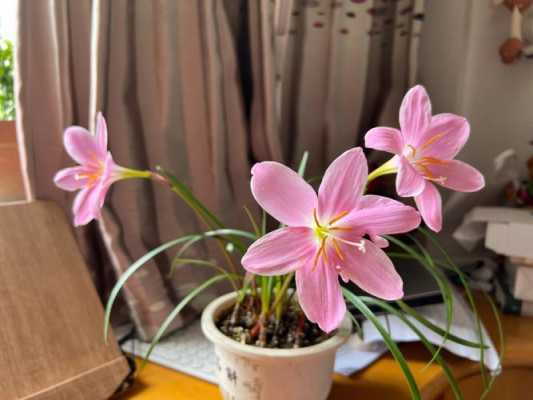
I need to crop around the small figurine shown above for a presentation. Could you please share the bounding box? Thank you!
[494,0,533,63]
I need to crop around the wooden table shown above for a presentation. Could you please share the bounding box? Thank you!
[117,293,533,399]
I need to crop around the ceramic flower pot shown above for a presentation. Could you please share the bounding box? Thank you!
[201,292,352,400]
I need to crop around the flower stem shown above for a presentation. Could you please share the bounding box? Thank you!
[366,157,397,185]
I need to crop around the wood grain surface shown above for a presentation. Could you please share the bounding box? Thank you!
[0,201,129,400]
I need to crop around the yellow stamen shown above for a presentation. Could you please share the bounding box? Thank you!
[407,144,417,157]
[312,240,326,271]
[313,208,321,227]
[419,132,446,152]
[332,238,344,261]
[328,210,349,225]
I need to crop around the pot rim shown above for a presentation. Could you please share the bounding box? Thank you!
[201,291,352,359]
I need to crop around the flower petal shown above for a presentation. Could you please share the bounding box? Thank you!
[399,85,432,145]
[340,195,421,236]
[340,240,403,300]
[295,253,346,333]
[251,162,318,227]
[415,182,442,232]
[241,227,317,275]
[396,156,426,197]
[418,113,470,160]
[72,184,108,226]
[64,126,105,167]
[364,127,404,154]
[53,166,89,191]
[95,112,108,152]
[428,160,485,192]
[318,147,367,222]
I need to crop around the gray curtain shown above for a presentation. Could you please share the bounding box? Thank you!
[16,0,422,340]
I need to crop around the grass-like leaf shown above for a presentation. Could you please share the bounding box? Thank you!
[343,288,421,400]
[169,258,240,291]
[385,234,454,367]
[419,228,490,388]
[104,228,256,342]
[396,301,488,349]
[104,234,198,342]
[139,274,235,370]
[361,296,464,400]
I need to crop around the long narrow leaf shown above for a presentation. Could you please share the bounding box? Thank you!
[140,274,233,369]
[419,228,489,387]
[343,289,421,400]
[385,234,454,366]
[361,296,464,400]
[104,235,198,341]
[170,258,240,291]
[396,301,488,349]
[104,228,256,341]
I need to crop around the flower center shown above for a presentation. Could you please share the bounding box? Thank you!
[403,133,449,184]
[74,162,105,188]
[311,209,365,271]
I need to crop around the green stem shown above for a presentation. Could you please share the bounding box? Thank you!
[366,157,397,185]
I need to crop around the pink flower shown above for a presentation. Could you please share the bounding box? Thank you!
[242,148,421,332]
[54,113,137,226]
[364,85,485,232]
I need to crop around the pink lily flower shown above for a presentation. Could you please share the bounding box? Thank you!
[242,148,421,332]
[54,113,142,226]
[364,85,485,232]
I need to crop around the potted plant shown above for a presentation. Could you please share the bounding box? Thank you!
[54,86,499,400]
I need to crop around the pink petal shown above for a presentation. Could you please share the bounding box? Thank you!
[399,85,432,145]
[340,195,421,236]
[53,166,89,191]
[415,182,442,232]
[396,156,426,197]
[95,112,108,152]
[428,160,485,192]
[72,185,108,226]
[317,147,367,222]
[340,239,403,300]
[251,162,317,227]
[364,127,404,154]
[241,227,317,275]
[370,235,389,248]
[64,126,105,167]
[295,252,346,333]
[418,114,470,160]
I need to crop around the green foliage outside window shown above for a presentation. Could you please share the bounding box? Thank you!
[0,39,15,120]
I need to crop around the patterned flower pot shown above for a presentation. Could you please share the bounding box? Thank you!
[201,292,351,400]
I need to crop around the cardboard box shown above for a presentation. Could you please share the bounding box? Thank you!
[454,207,533,258]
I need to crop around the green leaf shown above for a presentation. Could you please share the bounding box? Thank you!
[104,228,256,341]
[297,151,309,177]
[396,301,488,349]
[169,258,240,291]
[104,234,199,341]
[361,296,464,400]
[343,288,421,400]
[385,234,454,368]
[140,274,234,370]
[419,228,490,388]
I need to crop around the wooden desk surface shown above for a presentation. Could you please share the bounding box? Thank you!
[117,293,533,400]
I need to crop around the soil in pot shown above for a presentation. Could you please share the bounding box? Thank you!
[216,293,332,349]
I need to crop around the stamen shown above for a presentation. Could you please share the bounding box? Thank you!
[311,245,323,271]
[313,208,321,227]
[407,144,417,157]
[329,226,352,232]
[332,238,345,261]
[328,210,349,225]
[330,235,366,253]
[419,132,446,152]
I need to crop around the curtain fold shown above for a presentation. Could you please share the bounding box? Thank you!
[16,0,422,340]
